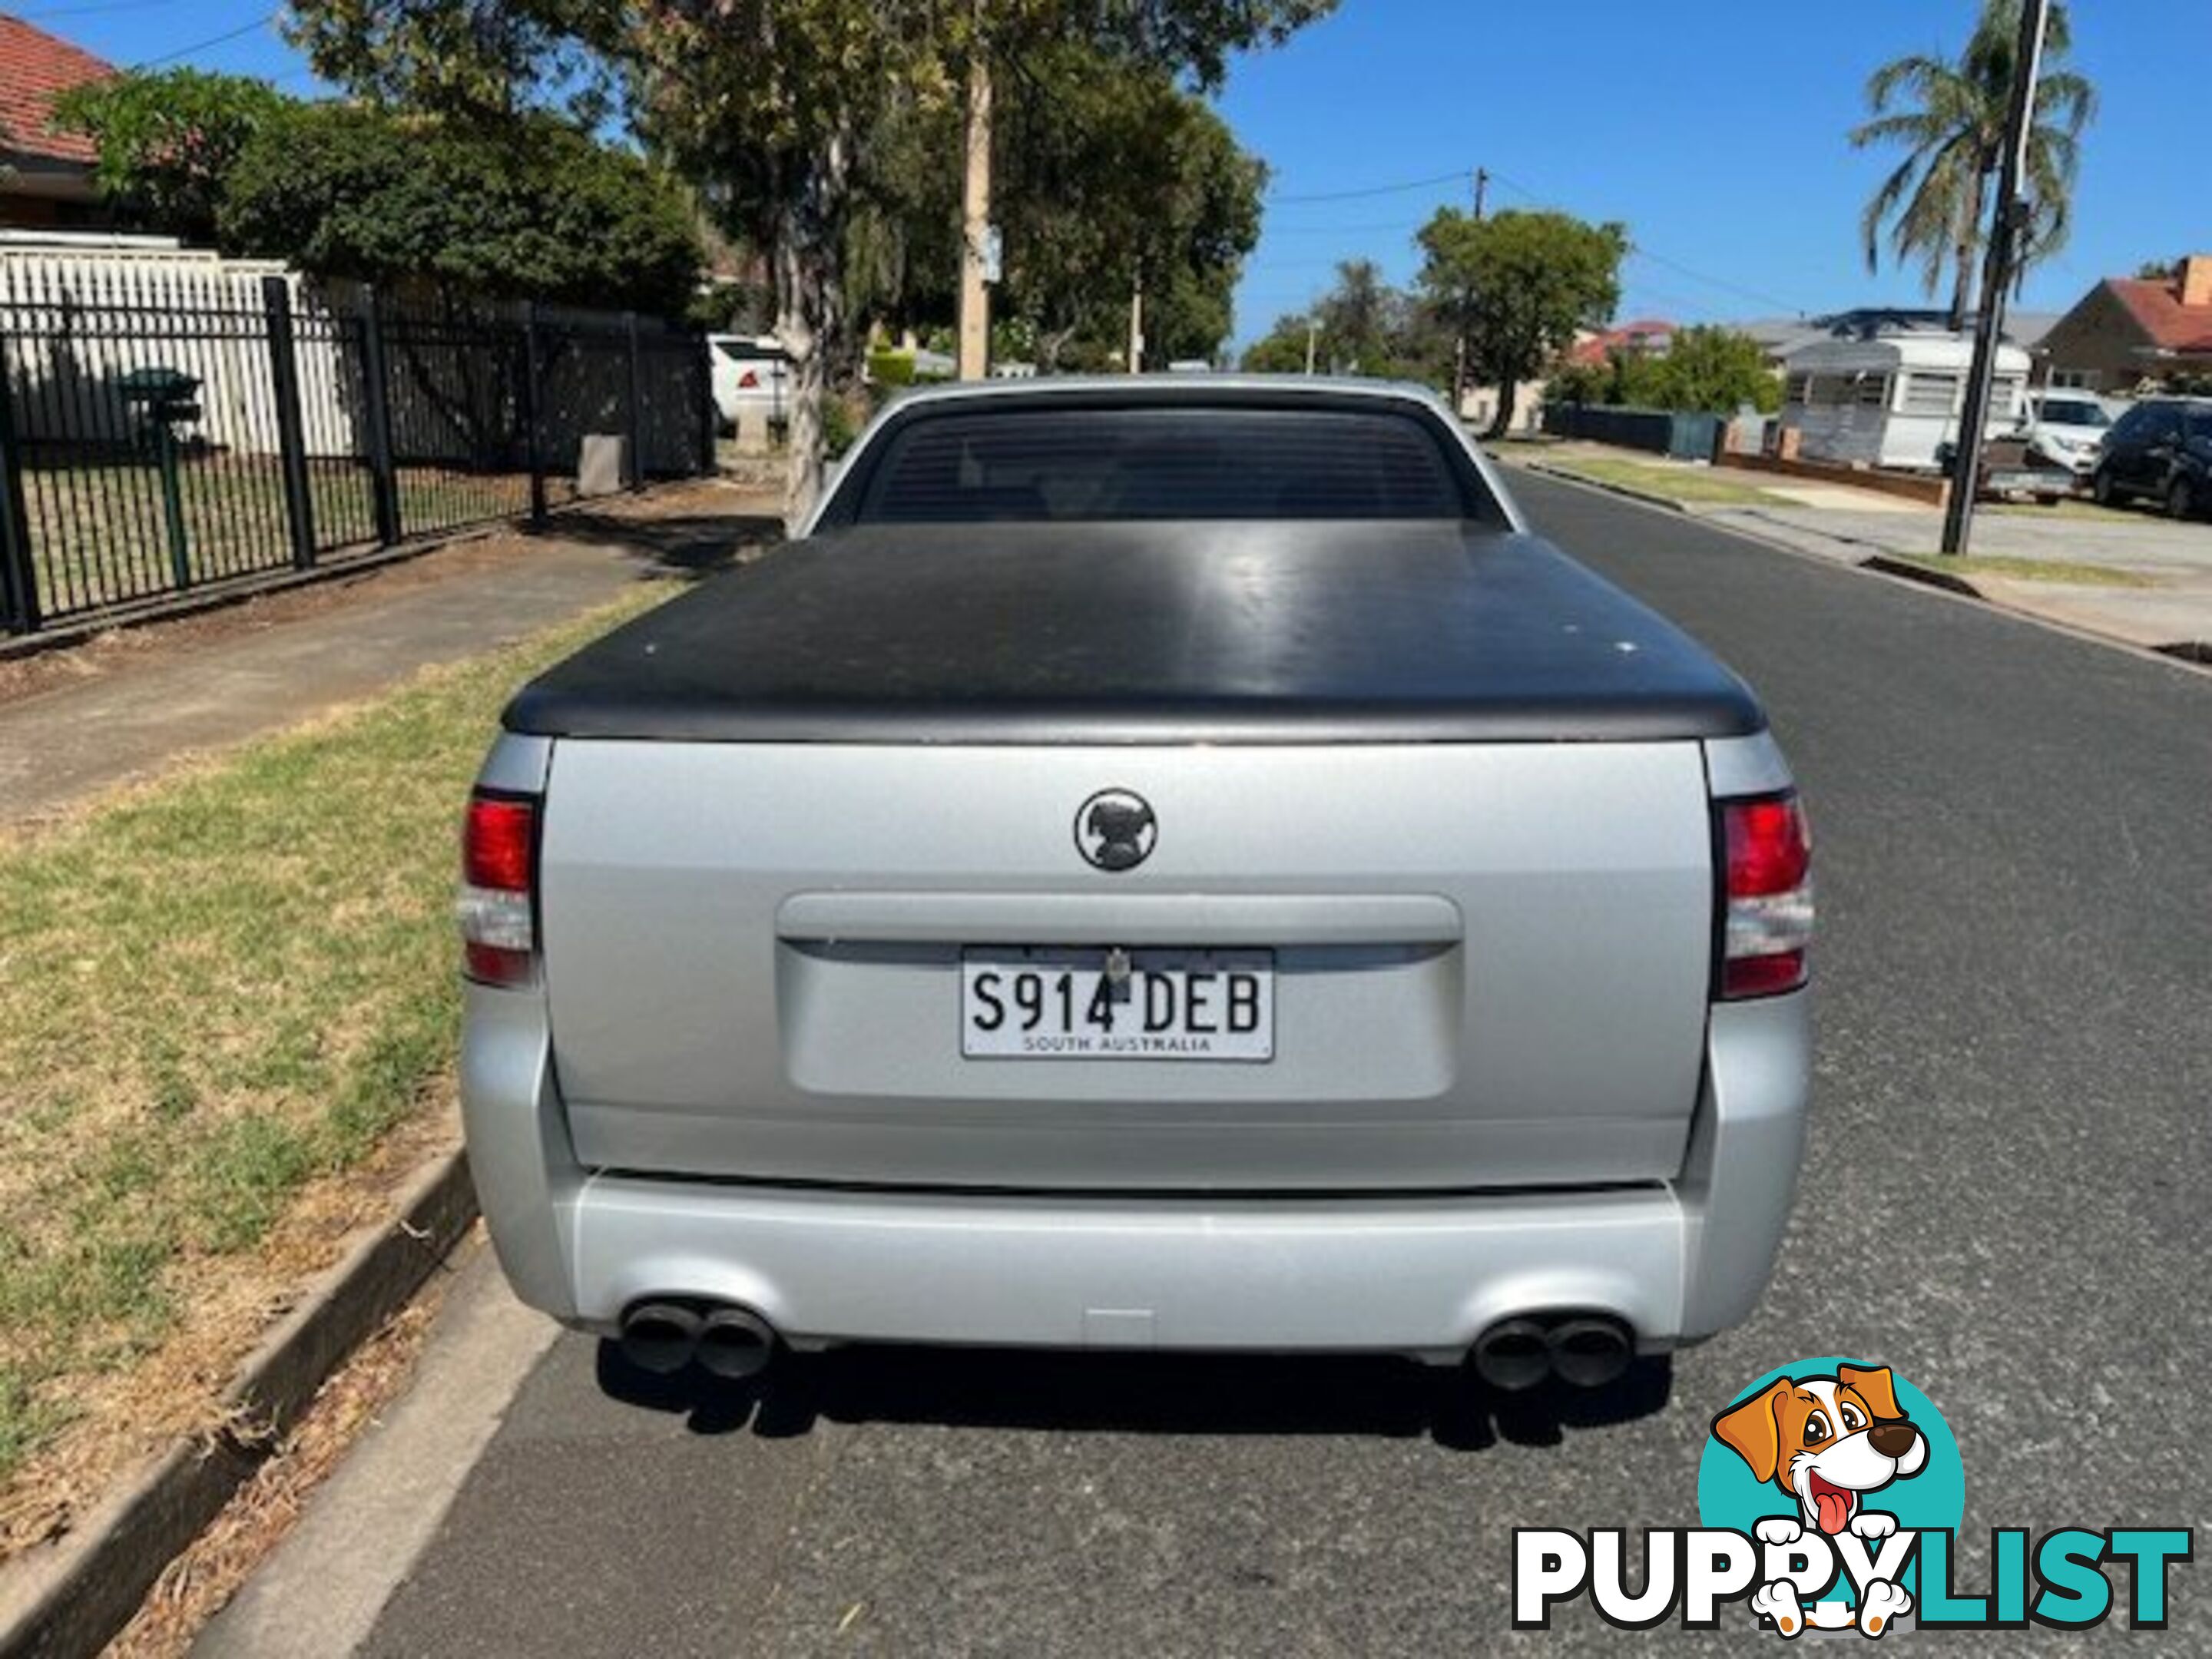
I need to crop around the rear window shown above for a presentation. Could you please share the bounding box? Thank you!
[2037,398,2108,427]
[842,404,1485,524]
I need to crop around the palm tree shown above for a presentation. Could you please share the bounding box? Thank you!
[1851,0,2096,331]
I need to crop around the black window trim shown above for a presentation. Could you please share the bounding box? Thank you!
[813,389,1511,531]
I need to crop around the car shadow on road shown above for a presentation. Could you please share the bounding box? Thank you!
[594,1340,1671,1452]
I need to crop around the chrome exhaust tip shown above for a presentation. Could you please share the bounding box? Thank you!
[1546,1316,1633,1389]
[620,1302,704,1375]
[694,1306,779,1380]
[1471,1317,1553,1392]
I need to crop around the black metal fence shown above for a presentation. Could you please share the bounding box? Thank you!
[0,277,714,634]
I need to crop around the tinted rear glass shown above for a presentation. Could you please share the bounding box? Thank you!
[847,405,1482,523]
[2038,398,2108,426]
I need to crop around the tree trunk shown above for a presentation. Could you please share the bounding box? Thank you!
[770,130,853,533]
[1948,165,1988,333]
[1484,378,1518,441]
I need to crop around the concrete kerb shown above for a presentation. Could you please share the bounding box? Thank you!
[1501,455,2212,682]
[0,1151,478,1659]
[1519,459,1694,517]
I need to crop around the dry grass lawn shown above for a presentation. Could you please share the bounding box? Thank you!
[1546,455,1793,508]
[0,583,669,1552]
[1887,553,2161,588]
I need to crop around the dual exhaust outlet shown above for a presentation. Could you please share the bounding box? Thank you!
[623,1303,1631,1390]
[619,1301,779,1379]
[1470,1313,1634,1392]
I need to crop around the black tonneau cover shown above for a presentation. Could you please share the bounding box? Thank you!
[504,522,1764,744]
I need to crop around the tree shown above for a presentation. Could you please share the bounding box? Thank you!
[1416,207,1626,437]
[1240,262,1441,380]
[1313,259,1396,374]
[220,105,700,313]
[49,70,296,246]
[1851,0,2096,331]
[863,45,1266,373]
[290,0,1334,526]
[1629,326,1780,414]
[1239,313,1318,373]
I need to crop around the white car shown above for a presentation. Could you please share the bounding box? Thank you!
[707,334,790,430]
[2018,390,2114,477]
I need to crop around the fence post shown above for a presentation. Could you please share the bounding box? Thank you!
[521,303,547,527]
[624,311,644,492]
[357,286,402,545]
[696,329,716,478]
[0,340,39,635]
[261,276,318,570]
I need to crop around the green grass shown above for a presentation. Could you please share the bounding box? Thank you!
[20,459,534,621]
[1985,497,2147,525]
[1887,553,2161,588]
[0,583,670,1496]
[1548,456,1791,508]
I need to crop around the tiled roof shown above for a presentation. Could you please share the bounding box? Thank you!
[0,15,116,167]
[1566,318,1678,367]
[2107,276,2212,356]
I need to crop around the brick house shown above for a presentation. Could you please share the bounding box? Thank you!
[2034,256,2212,393]
[0,15,117,230]
[1564,317,1677,369]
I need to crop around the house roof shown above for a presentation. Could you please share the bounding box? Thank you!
[2106,276,2212,355]
[1565,318,1677,366]
[0,15,115,167]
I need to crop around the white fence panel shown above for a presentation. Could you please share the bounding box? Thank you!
[0,250,361,459]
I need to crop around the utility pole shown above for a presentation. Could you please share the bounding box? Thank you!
[1127,278,1144,374]
[957,51,993,382]
[1473,167,1488,220]
[1304,320,1320,375]
[1942,0,2048,555]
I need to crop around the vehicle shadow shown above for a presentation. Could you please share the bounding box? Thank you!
[538,509,784,577]
[594,1340,1672,1452]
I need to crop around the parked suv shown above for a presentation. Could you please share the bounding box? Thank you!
[2090,397,2212,519]
[2016,389,2112,479]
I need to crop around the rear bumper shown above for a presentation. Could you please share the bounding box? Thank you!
[462,987,1808,1357]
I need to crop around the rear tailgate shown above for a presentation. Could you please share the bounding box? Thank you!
[540,740,1714,1191]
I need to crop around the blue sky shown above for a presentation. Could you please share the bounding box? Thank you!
[25,0,2208,345]
[1217,0,2205,343]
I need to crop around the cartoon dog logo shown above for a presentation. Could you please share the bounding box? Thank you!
[1075,790,1157,872]
[1711,1363,1928,1637]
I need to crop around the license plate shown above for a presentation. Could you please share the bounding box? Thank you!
[960,948,1273,1061]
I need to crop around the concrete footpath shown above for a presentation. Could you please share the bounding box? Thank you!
[1504,449,2212,657]
[0,484,777,826]
[1703,500,2212,654]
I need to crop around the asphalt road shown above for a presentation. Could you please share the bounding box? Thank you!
[207,473,2212,1656]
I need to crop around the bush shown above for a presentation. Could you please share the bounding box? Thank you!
[867,347,916,387]
[221,106,702,313]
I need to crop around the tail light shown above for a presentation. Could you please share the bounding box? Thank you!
[1717,791,1813,999]
[737,369,760,389]
[459,790,538,987]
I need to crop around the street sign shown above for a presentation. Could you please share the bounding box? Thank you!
[982,225,1002,286]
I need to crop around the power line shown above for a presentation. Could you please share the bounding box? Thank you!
[1625,247,1807,319]
[8,0,189,20]
[1266,169,1466,205]
[132,10,276,71]
[1477,164,1812,317]
[1261,218,1430,240]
